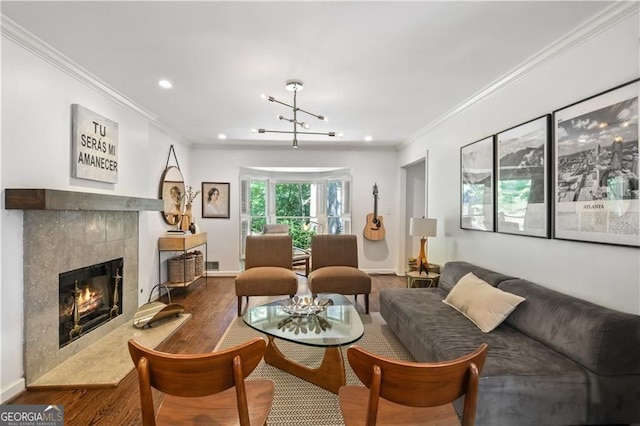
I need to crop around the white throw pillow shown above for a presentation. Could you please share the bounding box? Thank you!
[443,272,525,333]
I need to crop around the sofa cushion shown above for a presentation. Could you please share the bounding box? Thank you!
[439,261,515,293]
[499,279,640,376]
[443,272,525,332]
[380,288,585,375]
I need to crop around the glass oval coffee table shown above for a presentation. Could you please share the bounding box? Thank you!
[243,293,364,394]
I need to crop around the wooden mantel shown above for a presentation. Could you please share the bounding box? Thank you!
[5,188,163,211]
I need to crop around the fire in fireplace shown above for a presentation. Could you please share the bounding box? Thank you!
[59,258,124,348]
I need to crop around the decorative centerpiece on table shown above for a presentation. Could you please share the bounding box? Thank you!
[181,186,201,232]
[279,295,332,316]
[277,296,333,333]
[277,313,331,334]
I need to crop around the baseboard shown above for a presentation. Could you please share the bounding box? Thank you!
[205,269,398,277]
[205,270,239,277]
[362,269,397,275]
[1,378,25,404]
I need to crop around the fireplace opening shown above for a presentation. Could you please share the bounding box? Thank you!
[59,258,124,348]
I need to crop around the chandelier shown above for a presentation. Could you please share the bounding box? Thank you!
[252,79,341,148]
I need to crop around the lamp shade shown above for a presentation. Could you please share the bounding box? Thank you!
[409,218,437,238]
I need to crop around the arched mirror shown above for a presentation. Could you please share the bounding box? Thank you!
[160,166,185,225]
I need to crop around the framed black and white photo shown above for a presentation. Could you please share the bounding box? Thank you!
[496,115,550,238]
[553,79,639,247]
[202,182,230,219]
[461,136,494,232]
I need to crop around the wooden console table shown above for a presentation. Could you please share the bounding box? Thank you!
[158,232,208,296]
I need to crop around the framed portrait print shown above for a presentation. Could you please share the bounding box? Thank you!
[461,136,495,232]
[202,182,230,219]
[161,179,185,226]
[496,115,550,238]
[553,79,639,247]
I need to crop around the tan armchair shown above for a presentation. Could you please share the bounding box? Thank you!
[235,234,298,316]
[307,234,371,314]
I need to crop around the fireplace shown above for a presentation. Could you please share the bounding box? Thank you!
[58,258,124,348]
[21,209,141,385]
[6,188,163,386]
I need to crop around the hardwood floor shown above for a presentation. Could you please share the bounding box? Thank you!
[8,273,406,425]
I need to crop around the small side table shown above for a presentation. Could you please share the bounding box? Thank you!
[406,271,440,288]
[407,259,440,274]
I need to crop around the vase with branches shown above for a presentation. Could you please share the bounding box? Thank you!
[181,186,201,231]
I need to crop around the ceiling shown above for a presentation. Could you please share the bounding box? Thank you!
[2,1,613,149]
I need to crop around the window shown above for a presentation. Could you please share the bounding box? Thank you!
[275,182,316,250]
[240,168,351,256]
[249,179,267,235]
[327,179,351,235]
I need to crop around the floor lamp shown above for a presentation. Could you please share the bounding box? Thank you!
[409,218,437,275]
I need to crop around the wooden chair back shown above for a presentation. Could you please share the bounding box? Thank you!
[245,234,293,269]
[128,337,267,426]
[347,343,488,426]
[311,234,359,270]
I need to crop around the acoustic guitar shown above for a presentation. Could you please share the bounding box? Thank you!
[363,183,386,241]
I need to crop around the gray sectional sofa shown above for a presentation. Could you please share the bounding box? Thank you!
[380,261,640,426]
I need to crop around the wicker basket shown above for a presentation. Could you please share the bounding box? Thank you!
[168,255,195,283]
[191,251,204,276]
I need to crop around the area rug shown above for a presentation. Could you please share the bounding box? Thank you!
[28,313,191,389]
[217,313,414,425]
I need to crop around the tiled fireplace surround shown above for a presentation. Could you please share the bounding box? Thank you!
[24,210,138,385]
[8,189,162,386]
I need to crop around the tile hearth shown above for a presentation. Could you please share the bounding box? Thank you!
[29,313,191,389]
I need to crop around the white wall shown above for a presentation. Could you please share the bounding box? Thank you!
[188,147,399,274]
[0,38,187,401]
[399,12,640,314]
[140,127,191,305]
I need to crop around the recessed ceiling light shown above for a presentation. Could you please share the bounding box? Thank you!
[158,79,172,89]
[364,136,373,142]
[218,133,227,140]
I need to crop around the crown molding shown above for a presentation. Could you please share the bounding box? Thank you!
[404,1,639,147]
[1,15,158,122]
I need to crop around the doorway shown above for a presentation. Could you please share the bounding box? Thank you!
[401,156,427,273]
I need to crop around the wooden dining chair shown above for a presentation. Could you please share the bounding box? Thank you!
[128,337,274,426]
[339,343,488,426]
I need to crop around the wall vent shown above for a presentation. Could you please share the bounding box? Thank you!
[205,261,219,271]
